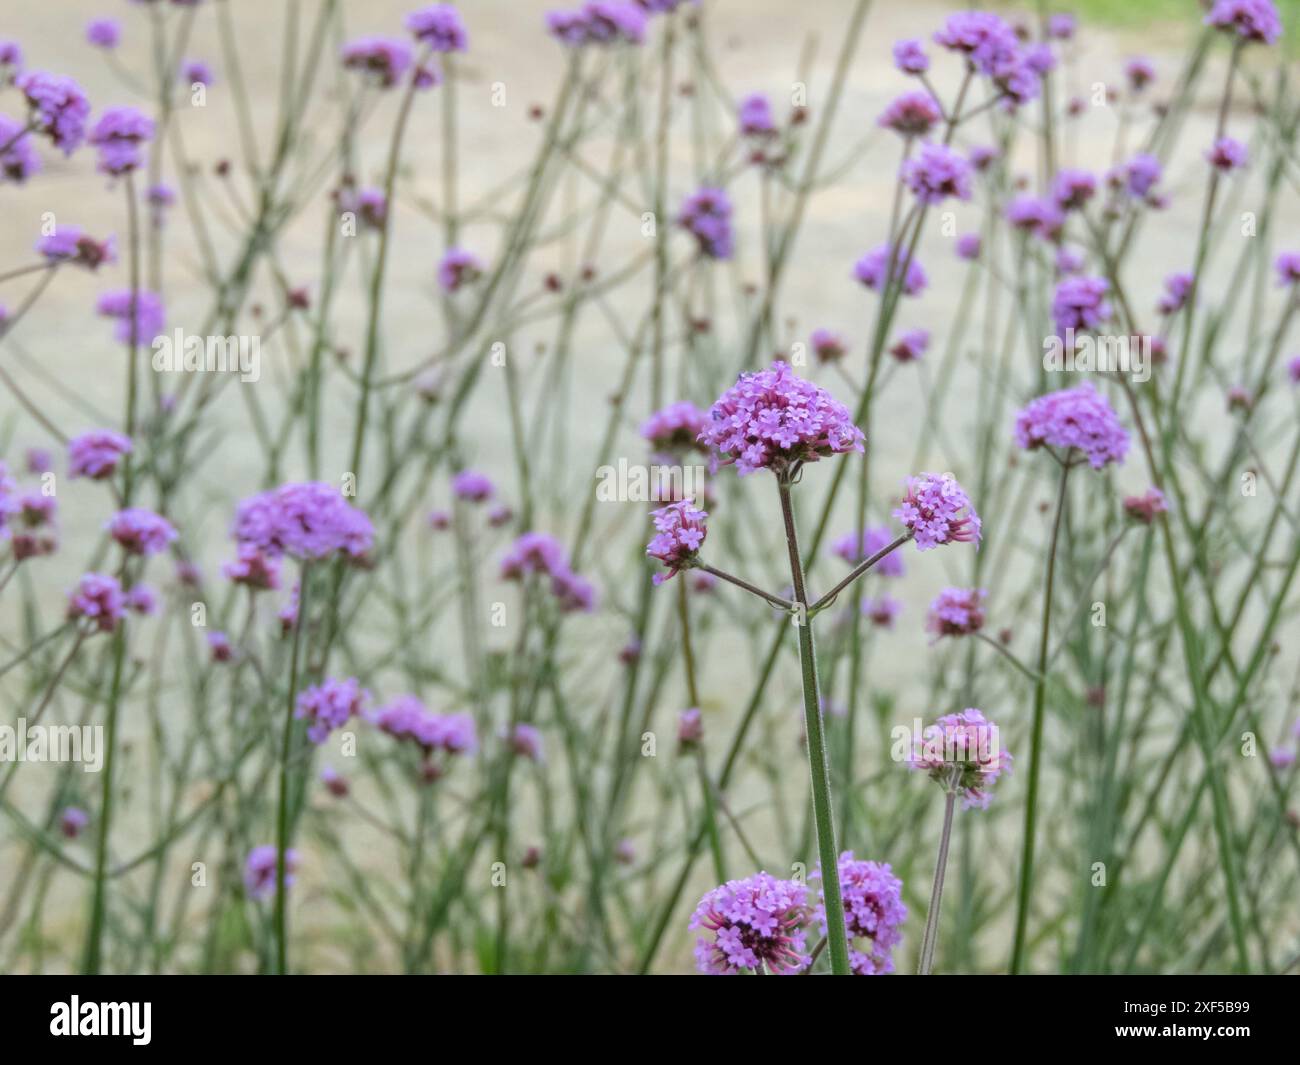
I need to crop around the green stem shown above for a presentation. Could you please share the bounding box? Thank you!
[918,783,958,976]
[776,475,849,976]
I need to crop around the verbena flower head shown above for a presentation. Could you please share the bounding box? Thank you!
[1120,152,1162,200]
[405,4,470,51]
[810,327,848,363]
[180,58,213,86]
[893,472,981,550]
[902,142,972,204]
[811,852,906,975]
[698,360,864,476]
[37,226,116,270]
[0,114,41,183]
[1014,383,1129,468]
[88,106,154,175]
[0,40,23,74]
[546,3,647,46]
[909,707,1012,809]
[296,677,368,744]
[1288,355,1300,384]
[689,873,811,975]
[1052,168,1096,211]
[1006,195,1063,242]
[208,631,234,663]
[832,525,904,576]
[68,572,125,633]
[878,91,941,138]
[1125,56,1156,91]
[646,498,707,583]
[369,695,478,757]
[1158,271,1194,315]
[68,430,131,480]
[926,586,987,638]
[889,327,929,363]
[11,491,58,560]
[863,595,902,628]
[452,469,494,502]
[86,19,121,49]
[96,289,165,345]
[60,807,89,839]
[107,508,178,556]
[342,36,413,88]
[1048,13,1077,39]
[1124,487,1169,524]
[956,233,981,260]
[641,400,709,454]
[125,584,157,615]
[16,71,91,154]
[244,845,299,900]
[677,707,703,749]
[738,93,776,137]
[677,187,734,260]
[233,482,374,562]
[437,247,483,292]
[1274,251,1300,286]
[321,765,349,798]
[933,12,1020,75]
[893,38,929,74]
[1205,0,1282,45]
[223,543,282,590]
[854,243,927,295]
[1206,136,1248,171]
[508,722,544,762]
[500,531,597,612]
[1052,275,1111,335]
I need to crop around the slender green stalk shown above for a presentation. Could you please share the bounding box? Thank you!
[918,781,958,976]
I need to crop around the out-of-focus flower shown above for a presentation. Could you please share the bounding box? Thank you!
[926,586,987,638]
[406,4,470,51]
[125,584,157,615]
[698,360,863,476]
[689,873,810,975]
[854,243,927,296]
[892,38,929,74]
[810,327,848,363]
[863,595,902,628]
[68,430,131,480]
[107,508,178,556]
[452,469,494,502]
[878,91,941,138]
[1204,0,1282,45]
[546,3,646,46]
[1052,168,1096,211]
[500,531,597,612]
[889,327,930,363]
[1158,271,1194,315]
[370,695,477,757]
[223,543,282,591]
[437,247,483,292]
[811,852,906,975]
[1226,384,1254,412]
[86,19,121,49]
[832,525,904,576]
[60,807,90,839]
[68,572,126,633]
[1052,275,1111,335]
[207,631,234,663]
[297,677,367,744]
[1125,56,1156,91]
[233,482,374,562]
[902,142,972,204]
[16,71,91,154]
[88,106,154,175]
[96,289,165,345]
[1124,487,1169,524]
[677,187,734,260]
[1014,383,1129,468]
[1007,195,1063,242]
[1206,136,1248,171]
[508,722,544,762]
[956,233,981,261]
[180,58,213,86]
[738,93,776,137]
[0,114,41,183]
[1274,251,1300,286]
[244,844,299,900]
[641,401,710,454]
[321,765,349,798]
[677,707,703,749]
[342,36,412,88]
[909,707,1012,809]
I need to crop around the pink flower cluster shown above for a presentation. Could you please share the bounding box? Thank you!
[926,586,987,638]
[342,37,413,88]
[68,572,125,633]
[96,289,165,345]
[689,872,811,975]
[88,106,154,175]
[640,400,709,455]
[1013,384,1129,469]
[233,482,374,562]
[500,531,597,612]
[892,472,981,550]
[909,707,1012,809]
[296,677,369,744]
[546,3,647,47]
[369,695,477,757]
[812,852,907,975]
[698,360,864,476]
[244,845,299,901]
[107,508,178,557]
[646,499,707,584]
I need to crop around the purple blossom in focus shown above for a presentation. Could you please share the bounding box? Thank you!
[893,472,981,550]
[909,707,1013,809]
[1014,383,1129,469]
[811,852,907,975]
[646,498,707,583]
[689,872,811,975]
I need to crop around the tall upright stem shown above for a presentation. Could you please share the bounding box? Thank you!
[274,560,312,974]
[777,476,849,976]
[918,784,958,975]
[1010,459,1071,973]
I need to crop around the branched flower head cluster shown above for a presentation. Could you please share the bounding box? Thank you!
[297,677,369,745]
[500,531,597,612]
[1013,384,1129,469]
[892,472,981,550]
[909,707,1012,809]
[689,872,811,975]
[646,498,707,583]
[233,482,374,562]
[926,586,987,638]
[811,852,907,975]
[698,360,864,476]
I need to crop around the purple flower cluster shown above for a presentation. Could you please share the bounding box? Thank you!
[1205,0,1283,45]
[1124,487,1169,524]
[88,106,154,175]
[16,71,91,154]
[689,873,811,975]
[863,595,902,628]
[437,247,483,292]
[1206,136,1248,172]
[60,807,89,839]
[646,499,707,583]
[405,4,470,51]
[738,93,776,137]
[892,472,981,550]
[369,695,477,757]
[1158,271,1194,315]
[878,91,942,138]
[86,19,121,49]
[1007,195,1063,242]
[233,482,374,562]
[500,531,597,612]
[1052,168,1096,211]
[932,11,1042,107]
[107,508,178,557]
[37,226,116,270]
[831,525,904,576]
[244,845,299,901]
[926,586,987,638]
[893,38,929,75]
[810,327,848,363]
[812,852,907,975]
[0,114,41,183]
[1052,275,1111,335]
[68,572,125,633]
[854,243,927,296]
[296,677,368,744]
[676,187,733,260]
[889,327,929,363]
[508,722,544,762]
[452,469,494,502]
[902,142,972,204]
[96,289,165,345]
[342,37,413,88]
[698,360,864,476]
[909,708,1012,809]
[68,430,132,480]
[1014,384,1129,469]
[223,543,282,590]
[1274,251,1300,286]
[546,3,647,47]
[640,400,709,454]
